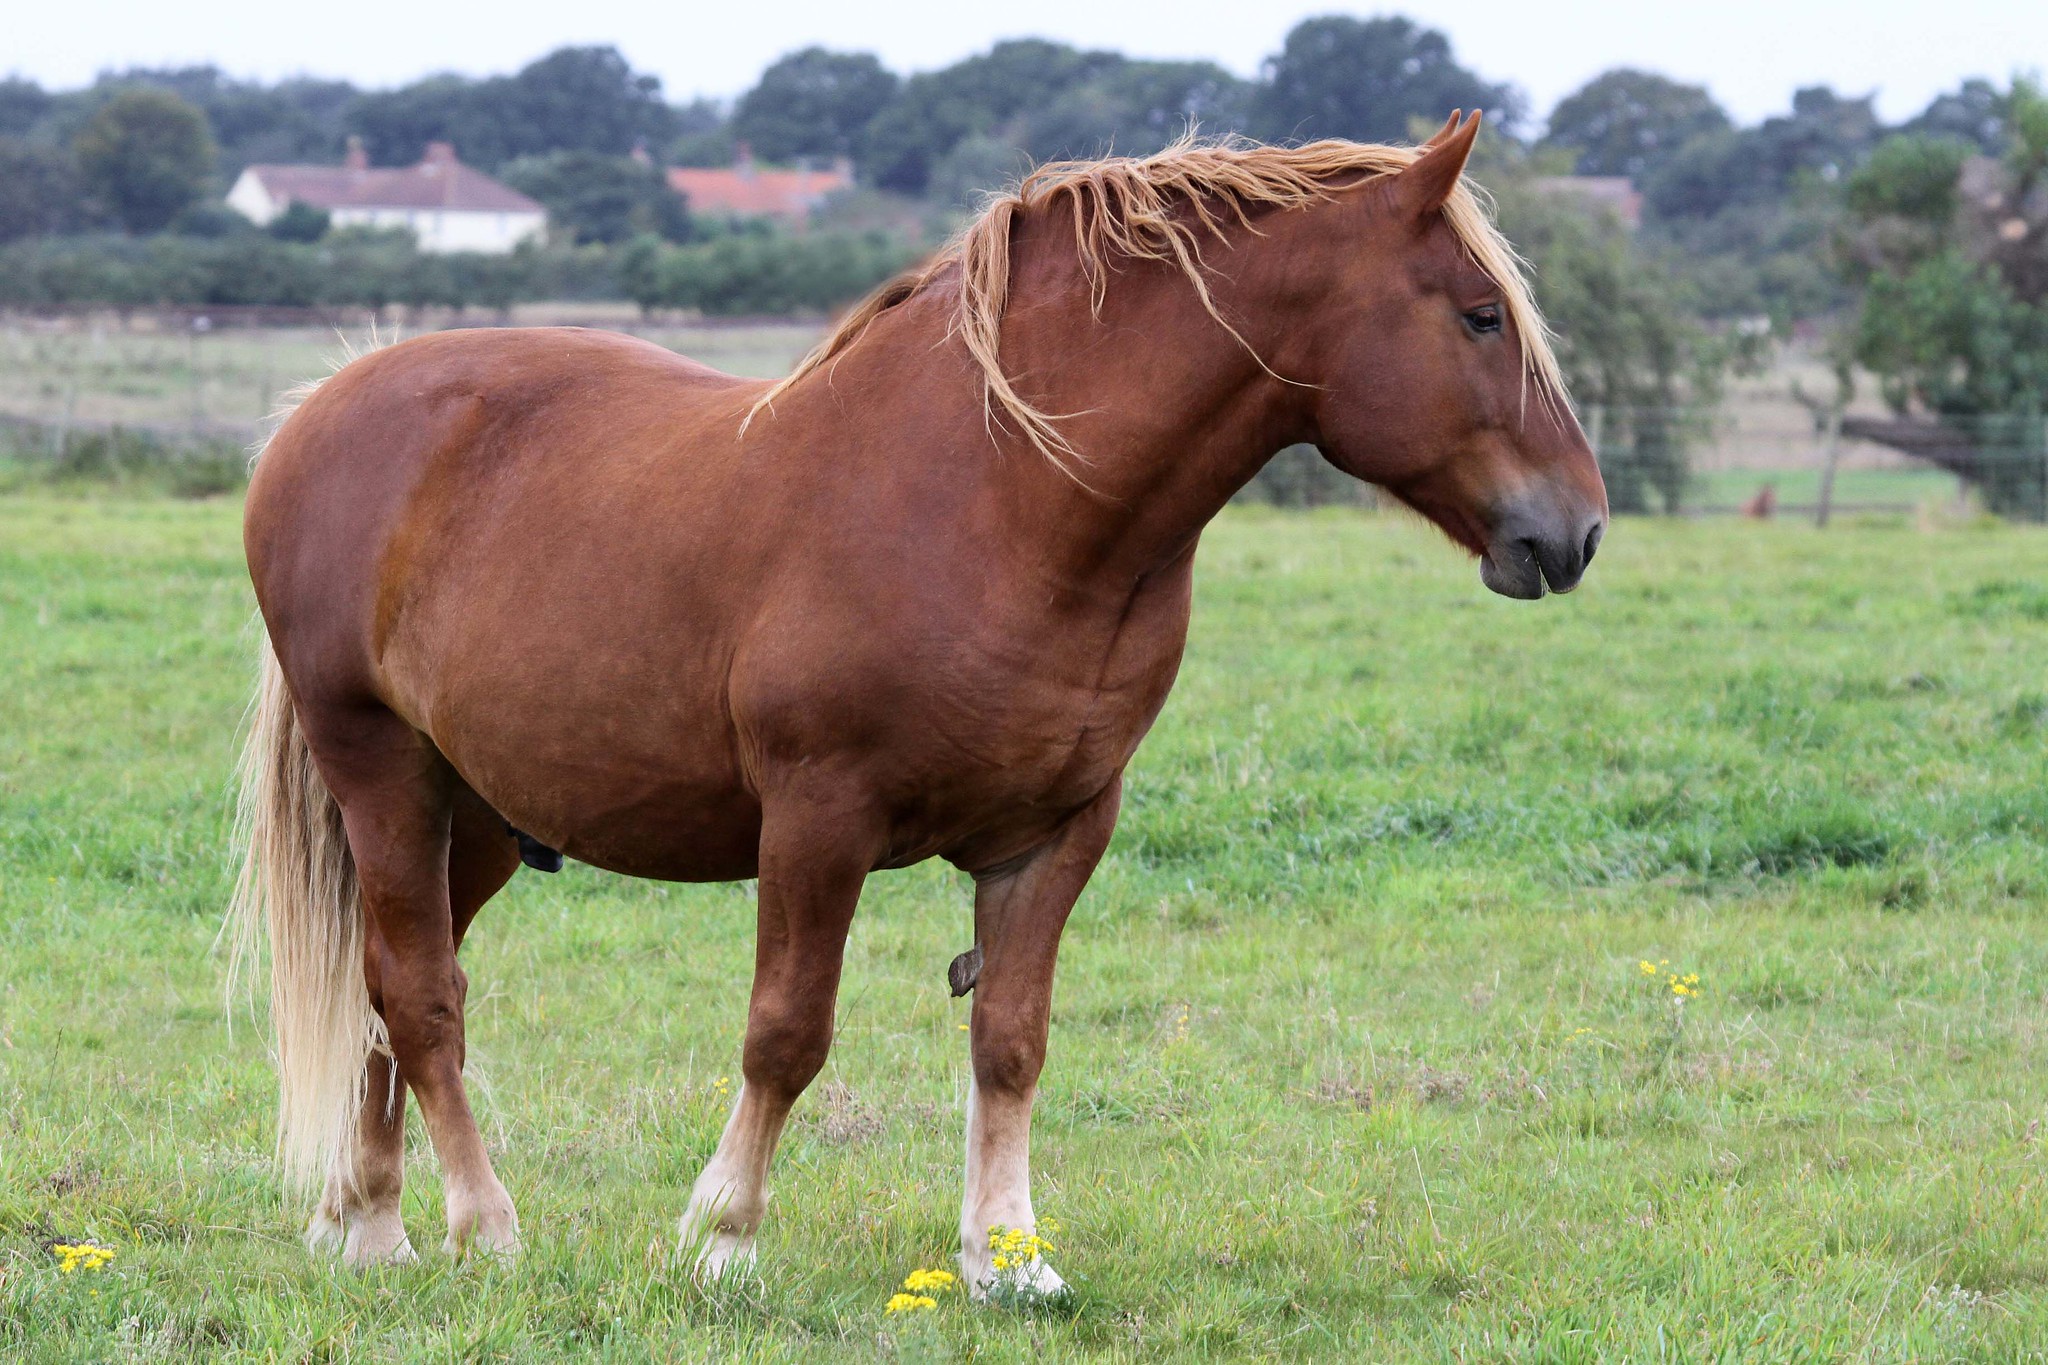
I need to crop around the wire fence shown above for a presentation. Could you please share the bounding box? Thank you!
[2,314,2043,520]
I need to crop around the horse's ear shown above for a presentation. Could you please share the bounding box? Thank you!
[1392,111,1481,218]
[1421,110,1464,148]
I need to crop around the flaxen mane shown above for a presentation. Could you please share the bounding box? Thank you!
[748,135,1567,476]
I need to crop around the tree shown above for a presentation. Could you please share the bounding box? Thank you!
[72,88,216,233]
[267,200,332,242]
[83,68,357,173]
[1250,16,1519,145]
[0,78,53,137]
[348,46,675,170]
[1016,60,1253,163]
[1899,78,2010,156]
[500,152,692,244]
[0,138,81,241]
[1840,81,2048,518]
[1753,86,1881,187]
[859,39,1123,193]
[733,49,898,163]
[1543,69,1729,181]
[1842,135,1969,232]
[668,98,734,167]
[1494,179,1740,512]
[498,46,677,160]
[348,74,486,168]
[1648,85,1883,223]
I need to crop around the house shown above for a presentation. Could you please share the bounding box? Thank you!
[226,140,547,254]
[1529,176,1644,231]
[666,148,853,226]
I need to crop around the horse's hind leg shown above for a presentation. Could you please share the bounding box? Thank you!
[302,704,522,1257]
[307,784,520,1264]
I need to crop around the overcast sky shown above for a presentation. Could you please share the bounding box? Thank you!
[9,0,2041,126]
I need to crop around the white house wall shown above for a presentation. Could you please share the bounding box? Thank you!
[327,208,544,253]
[225,171,280,225]
[228,177,546,255]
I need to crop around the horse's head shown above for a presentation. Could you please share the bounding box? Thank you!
[1303,114,1608,598]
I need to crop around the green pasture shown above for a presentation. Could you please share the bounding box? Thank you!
[1690,466,1964,514]
[2,494,2047,1361]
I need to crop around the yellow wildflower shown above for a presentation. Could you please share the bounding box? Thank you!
[986,1224,1055,1267]
[902,1267,957,1294]
[885,1292,937,1314]
[52,1242,115,1274]
[1638,959,1702,999]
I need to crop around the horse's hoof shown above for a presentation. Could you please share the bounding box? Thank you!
[969,1257,1069,1303]
[444,1230,521,1259]
[307,1207,416,1267]
[690,1232,759,1285]
[444,1192,522,1259]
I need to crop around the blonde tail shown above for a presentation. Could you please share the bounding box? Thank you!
[225,632,387,1196]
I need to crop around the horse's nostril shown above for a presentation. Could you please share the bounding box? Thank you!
[1582,522,1604,568]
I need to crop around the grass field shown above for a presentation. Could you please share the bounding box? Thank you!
[0,318,823,434]
[3,494,2047,1361]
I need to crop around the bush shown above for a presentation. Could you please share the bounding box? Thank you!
[621,229,921,316]
[0,228,916,316]
[0,419,247,497]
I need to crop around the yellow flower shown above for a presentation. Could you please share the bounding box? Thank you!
[902,1268,957,1294]
[986,1224,1054,1267]
[885,1292,937,1314]
[52,1242,115,1274]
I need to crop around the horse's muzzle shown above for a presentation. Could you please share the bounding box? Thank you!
[1479,511,1606,600]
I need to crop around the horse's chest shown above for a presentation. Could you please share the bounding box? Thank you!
[919,570,1193,820]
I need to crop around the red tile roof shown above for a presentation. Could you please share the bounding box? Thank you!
[666,162,852,221]
[246,143,542,215]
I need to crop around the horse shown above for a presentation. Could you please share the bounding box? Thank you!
[227,112,1607,1291]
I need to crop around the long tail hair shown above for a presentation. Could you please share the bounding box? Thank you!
[224,632,386,1195]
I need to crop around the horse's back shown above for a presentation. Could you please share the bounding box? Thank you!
[247,326,760,641]
[249,327,753,526]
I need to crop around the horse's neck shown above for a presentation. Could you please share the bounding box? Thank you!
[991,232,1312,577]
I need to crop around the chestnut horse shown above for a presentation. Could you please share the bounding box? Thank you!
[229,114,1606,1290]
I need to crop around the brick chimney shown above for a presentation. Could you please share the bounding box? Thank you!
[421,141,458,172]
[344,135,368,172]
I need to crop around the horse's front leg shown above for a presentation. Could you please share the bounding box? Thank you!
[961,777,1121,1298]
[680,799,873,1279]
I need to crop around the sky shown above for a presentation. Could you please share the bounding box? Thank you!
[8,0,2042,127]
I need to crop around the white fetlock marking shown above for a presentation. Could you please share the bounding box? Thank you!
[306,1210,346,1256]
[997,1257,1067,1299]
[681,1176,760,1281]
[693,1230,760,1284]
[681,1084,787,1282]
[308,1205,415,1267]
[961,1079,1065,1300]
[444,1177,522,1258]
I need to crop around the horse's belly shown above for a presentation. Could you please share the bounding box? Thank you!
[462,746,763,883]
[417,661,763,882]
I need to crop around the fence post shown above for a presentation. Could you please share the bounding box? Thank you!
[1814,405,1844,528]
[51,384,76,460]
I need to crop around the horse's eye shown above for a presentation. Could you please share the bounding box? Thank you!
[1464,305,1502,334]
